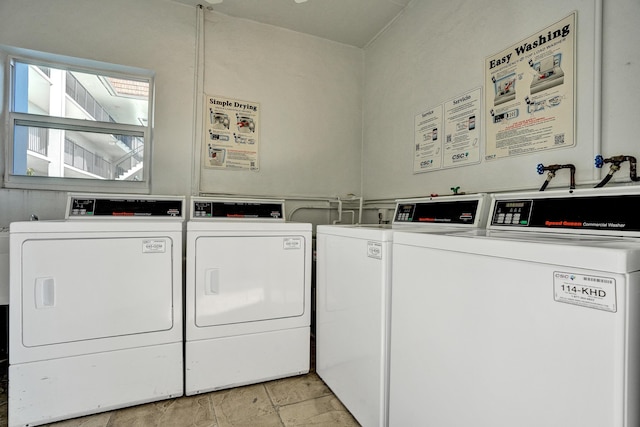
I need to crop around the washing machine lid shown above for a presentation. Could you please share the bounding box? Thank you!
[391,193,489,228]
[488,187,640,237]
[65,193,185,220]
[393,228,640,273]
[189,197,285,221]
[316,224,395,241]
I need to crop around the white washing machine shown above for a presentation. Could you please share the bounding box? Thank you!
[185,197,312,395]
[1,227,9,364]
[316,194,489,427]
[390,187,640,427]
[9,194,185,427]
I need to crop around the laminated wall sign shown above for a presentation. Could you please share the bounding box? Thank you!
[414,104,444,173]
[484,13,576,160]
[203,95,260,171]
[442,88,482,169]
[414,88,481,174]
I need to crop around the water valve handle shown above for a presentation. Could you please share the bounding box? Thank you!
[536,163,545,175]
[594,155,604,168]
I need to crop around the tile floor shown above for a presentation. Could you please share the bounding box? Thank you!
[0,341,361,427]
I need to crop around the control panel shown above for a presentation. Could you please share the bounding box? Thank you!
[190,198,285,220]
[393,199,481,225]
[491,200,533,226]
[489,193,640,232]
[67,195,185,219]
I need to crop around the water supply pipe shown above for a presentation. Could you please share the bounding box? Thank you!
[594,155,640,187]
[536,163,576,191]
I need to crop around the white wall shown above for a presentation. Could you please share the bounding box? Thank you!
[197,11,363,199]
[363,0,639,200]
[0,0,197,224]
[601,0,640,166]
[0,0,364,226]
[1,0,639,225]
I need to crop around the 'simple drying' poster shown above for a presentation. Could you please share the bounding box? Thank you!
[203,95,260,171]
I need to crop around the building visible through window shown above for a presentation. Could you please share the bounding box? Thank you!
[2,47,154,193]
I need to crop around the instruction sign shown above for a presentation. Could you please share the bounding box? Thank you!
[443,88,482,169]
[414,105,443,173]
[203,95,260,171]
[484,13,576,160]
[414,88,481,173]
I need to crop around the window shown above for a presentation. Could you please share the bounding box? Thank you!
[2,46,153,192]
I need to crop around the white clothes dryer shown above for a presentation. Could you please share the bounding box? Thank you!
[390,187,640,427]
[316,194,489,427]
[185,197,312,395]
[9,194,185,427]
[1,228,8,305]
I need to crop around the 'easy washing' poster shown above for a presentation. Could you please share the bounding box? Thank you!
[484,13,576,160]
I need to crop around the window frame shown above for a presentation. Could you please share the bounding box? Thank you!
[1,45,154,193]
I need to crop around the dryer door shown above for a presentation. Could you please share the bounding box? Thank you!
[20,236,174,347]
[194,235,306,327]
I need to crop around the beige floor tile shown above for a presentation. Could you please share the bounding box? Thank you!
[156,394,216,427]
[0,403,6,427]
[46,411,112,427]
[104,401,169,427]
[264,373,332,406]
[107,395,216,427]
[278,395,360,427]
[212,414,282,427]
[211,383,281,427]
[0,379,6,427]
